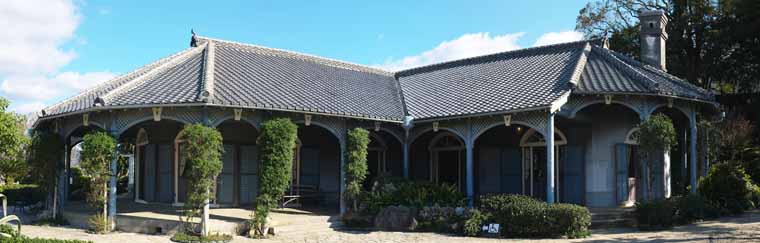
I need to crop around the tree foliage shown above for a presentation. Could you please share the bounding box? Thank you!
[637,114,677,199]
[251,118,297,237]
[27,131,64,192]
[345,128,369,212]
[79,131,116,232]
[576,0,760,93]
[0,97,29,184]
[178,124,223,235]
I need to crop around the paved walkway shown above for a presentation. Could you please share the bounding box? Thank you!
[20,210,760,243]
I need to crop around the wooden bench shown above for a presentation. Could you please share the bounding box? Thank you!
[280,185,320,208]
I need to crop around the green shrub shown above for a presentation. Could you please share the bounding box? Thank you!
[358,179,466,215]
[0,236,93,243]
[634,199,676,230]
[171,232,232,243]
[86,213,109,234]
[545,204,591,238]
[252,118,298,237]
[698,162,756,214]
[178,124,224,236]
[0,223,19,237]
[463,209,489,237]
[477,194,590,238]
[79,131,117,231]
[345,128,370,212]
[672,194,720,224]
[416,206,462,233]
[0,184,45,205]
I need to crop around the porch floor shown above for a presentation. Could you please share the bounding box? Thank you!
[61,199,341,235]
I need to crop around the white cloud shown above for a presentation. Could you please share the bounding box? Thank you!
[0,0,115,114]
[377,32,524,71]
[532,31,584,47]
[11,102,46,115]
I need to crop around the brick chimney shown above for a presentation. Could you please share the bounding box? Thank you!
[639,9,668,70]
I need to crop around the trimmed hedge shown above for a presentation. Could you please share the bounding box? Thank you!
[0,237,93,243]
[359,178,466,215]
[478,194,590,238]
[0,184,45,206]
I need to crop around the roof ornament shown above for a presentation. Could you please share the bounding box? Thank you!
[83,113,89,127]
[304,114,312,126]
[93,97,105,107]
[604,95,613,105]
[432,122,439,132]
[402,115,414,129]
[190,29,198,47]
[503,114,512,127]
[374,121,381,132]
[152,107,162,121]
[234,108,243,121]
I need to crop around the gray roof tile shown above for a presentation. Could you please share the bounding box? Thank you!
[39,35,714,123]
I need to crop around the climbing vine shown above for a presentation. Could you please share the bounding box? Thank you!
[251,118,297,237]
[345,128,369,212]
[27,131,64,217]
[637,114,677,199]
[79,131,116,233]
[179,124,223,236]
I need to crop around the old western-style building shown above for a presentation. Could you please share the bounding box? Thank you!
[33,10,715,216]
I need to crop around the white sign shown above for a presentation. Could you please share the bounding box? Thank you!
[482,223,500,234]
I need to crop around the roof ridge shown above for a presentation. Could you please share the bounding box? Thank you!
[395,38,602,77]
[199,40,216,103]
[609,51,714,97]
[99,43,207,105]
[568,43,592,87]
[194,35,394,76]
[42,45,202,115]
[591,46,662,92]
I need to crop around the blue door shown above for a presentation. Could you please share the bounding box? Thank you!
[501,148,522,194]
[562,145,585,205]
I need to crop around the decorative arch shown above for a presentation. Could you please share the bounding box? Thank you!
[519,128,568,147]
[624,127,640,145]
[368,132,389,150]
[428,131,466,150]
[64,122,107,140]
[211,116,260,130]
[645,103,692,121]
[409,127,466,146]
[136,128,149,146]
[362,126,403,145]
[567,100,643,119]
[294,121,343,143]
[116,116,190,137]
[473,121,547,143]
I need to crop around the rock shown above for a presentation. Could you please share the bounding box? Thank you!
[374,206,418,231]
[267,227,275,235]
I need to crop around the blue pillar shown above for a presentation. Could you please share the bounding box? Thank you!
[339,138,347,214]
[402,116,414,179]
[108,139,119,228]
[546,112,555,204]
[402,129,410,178]
[465,141,474,206]
[689,112,698,193]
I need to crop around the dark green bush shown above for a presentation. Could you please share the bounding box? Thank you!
[0,237,93,243]
[463,209,490,237]
[698,162,756,214]
[477,194,590,238]
[0,223,18,237]
[416,206,467,233]
[545,204,591,238]
[0,184,45,205]
[359,179,466,215]
[634,199,676,230]
[345,128,370,212]
[672,194,720,224]
[171,232,232,243]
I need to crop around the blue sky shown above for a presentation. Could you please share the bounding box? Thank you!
[0,0,588,114]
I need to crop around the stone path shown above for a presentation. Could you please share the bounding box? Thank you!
[20,210,760,243]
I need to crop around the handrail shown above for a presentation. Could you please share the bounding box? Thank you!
[0,193,6,218]
[0,215,21,238]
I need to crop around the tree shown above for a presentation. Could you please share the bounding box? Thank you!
[251,118,297,237]
[637,114,677,199]
[0,97,29,185]
[79,131,116,233]
[27,131,64,218]
[179,124,223,237]
[344,128,369,212]
[576,0,760,93]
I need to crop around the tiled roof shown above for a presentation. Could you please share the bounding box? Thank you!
[40,35,714,123]
[577,46,714,100]
[397,40,590,120]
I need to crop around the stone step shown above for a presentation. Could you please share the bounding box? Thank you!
[590,218,635,229]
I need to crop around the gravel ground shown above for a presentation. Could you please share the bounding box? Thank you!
[20,210,760,243]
